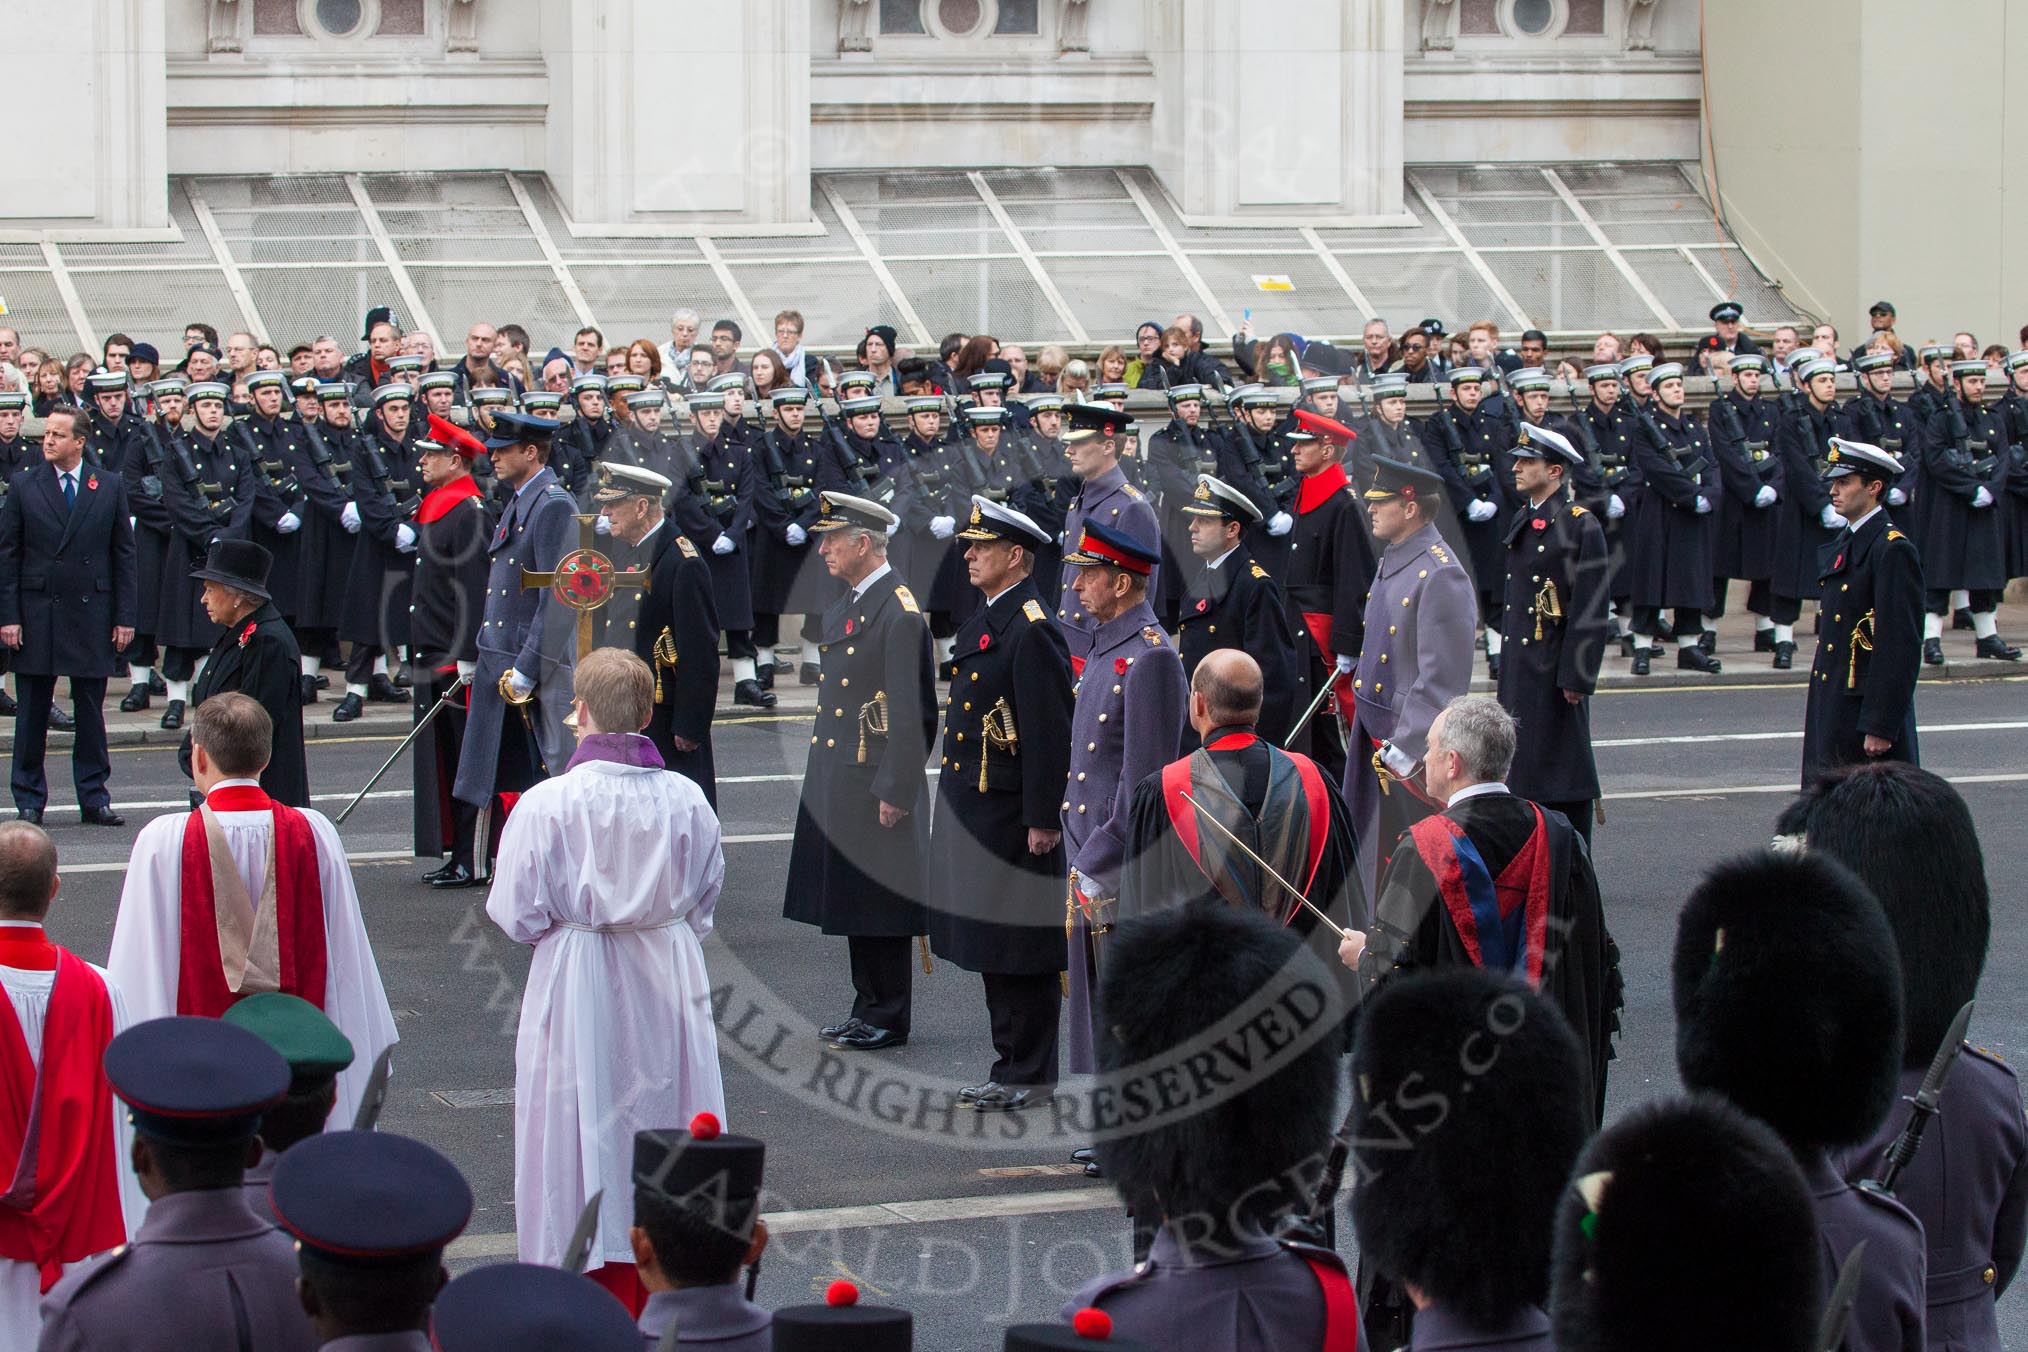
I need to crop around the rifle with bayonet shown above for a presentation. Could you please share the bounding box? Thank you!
[1862,1000,1975,1198]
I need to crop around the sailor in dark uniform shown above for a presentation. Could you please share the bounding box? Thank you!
[925,497,1073,1112]
[283,378,360,703]
[747,386,825,691]
[37,1018,314,1352]
[1801,438,1922,787]
[1496,423,1608,842]
[1786,762,2028,1352]
[1172,475,1297,749]
[0,392,35,718]
[335,382,423,721]
[1147,385,1269,627]
[1841,350,1922,538]
[1675,851,1930,1352]
[1920,360,2017,664]
[1707,353,1786,661]
[1573,362,1638,650]
[155,380,257,731]
[1055,404,1159,669]
[673,390,768,707]
[1624,362,1722,675]
[234,369,308,630]
[116,377,178,713]
[595,462,721,805]
[1421,367,1515,677]
[783,492,936,1054]
[1221,387,1296,575]
[1770,355,1846,670]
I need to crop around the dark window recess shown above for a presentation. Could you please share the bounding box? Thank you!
[1565,0,1605,33]
[253,0,302,36]
[314,0,363,37]
[939,0,983,36]
[378,0,425,35]
[1459,0,1501,35]
[994,0,1039,34]
[1512,0,1555,34]
[879,0,928,35]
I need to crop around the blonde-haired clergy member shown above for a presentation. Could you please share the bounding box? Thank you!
[485,646,726,1316]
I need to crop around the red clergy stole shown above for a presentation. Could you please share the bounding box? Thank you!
[176,784,327,1017]
[1295,462,1349,515]
[0,947,124,1290]
[1409,805,1552,986]
[1160,736,1331,922]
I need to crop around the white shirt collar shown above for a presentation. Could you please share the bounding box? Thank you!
[1446,781,1512,807]
[851,561,893,601]
[983,582,1019,607]
[1206,545,1239,571]
[0,921,43,931]
[636,519,664,549]
[1846,504,1884,533]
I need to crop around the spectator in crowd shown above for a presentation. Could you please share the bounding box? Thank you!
[1985,343,2010,375]
[1592,331,1623,363]
[540,350,572,393]
[1096,344,1128,385]
[458,322,516,394]
[1035,343,1068,391]
[1954,330,1980,359]
[748,349,791,401]
[1350,316,1397,383]
[1125,321,1162,386]
[1812,323,1841,359]
[768,309,817,387]
[101,333,133,373]
[603,347,629,378]
[1627,332,1664,359]
[856,325,898,395]
[1397,326,1438,383]
[256,344,281,370]
[308,335,344,381]
[127,343,159,385]
[496,321,530,371]
[626,339,660,382]
[64,353,92,401]
[0,330,17,372]
[658,308,701,375]
[500,352,533,388]
[1135,326,1195,389]
[285,342,312,375]
[16,348,45,390]
[30,359,68,416]
[1002,343,1043,393]
[1248,332,1303,387]
[1057,358,1092,400]
[1769,323,1801,373]
[569,325,603,375]
[950,334,998,384]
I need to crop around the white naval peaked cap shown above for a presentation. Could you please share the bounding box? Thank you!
[1514,422,1583,467]
[1181,474,1264,523]
[1820,437,1904,478]
[593,461,675,501]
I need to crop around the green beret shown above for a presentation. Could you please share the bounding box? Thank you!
[222,993,356,1083]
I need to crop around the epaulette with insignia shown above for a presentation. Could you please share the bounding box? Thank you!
[1124,485,1143,499]
[895,583,920,614]
[1142,625,1163,646]
[1887,529,1906,542]
[1570,504,1588,516]
[1431,544,1451,563]
[676,535,698,559]
[1022,598,1046,622]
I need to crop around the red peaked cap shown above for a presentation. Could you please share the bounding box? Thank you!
[426,413,486,463]
[1294,408,1357,447]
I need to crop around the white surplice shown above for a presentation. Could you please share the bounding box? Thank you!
[104,779,399,1127]
[485,755,727,1267]
[0,926,146,1351]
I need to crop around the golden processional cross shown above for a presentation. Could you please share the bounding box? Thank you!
[518,513,653,661]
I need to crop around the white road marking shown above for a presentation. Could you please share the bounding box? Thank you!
[1608,771,2028,801]
[1593,720,2028,749]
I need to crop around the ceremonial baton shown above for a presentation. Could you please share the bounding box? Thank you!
[1816,1242,1867,1352]
[562,1189,603,1275]
[1866,999,1974,1197]
[333,674,471,825]
[1176,790,1354,939]
[350,1046,395,1131]
[1284,675,1338,746]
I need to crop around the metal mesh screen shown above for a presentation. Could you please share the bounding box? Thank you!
[1682,248,1795,324]
[846,198,1004,259]
[407,265,579,346]
[734,260,909,342]
[1337,252,1508,335]
[569,264,734,342]
[1032,254,1194,342]
[1482,250,1663,331]
[1181,253,1371,338]
[1445,195,1592,249]
[886,257,1055,343]
[1585,193,1725,247]
[67,268,247,354]
[240,264,401,349]
[1619,248,1728,329]
[0,269,83,353]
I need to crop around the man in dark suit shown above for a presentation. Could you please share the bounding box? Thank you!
[176,540,309,807]
[0,404,135,825]
[595,462,720,805]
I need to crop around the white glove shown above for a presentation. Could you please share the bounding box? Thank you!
[712,533,736,555]
[341,501,361,533]
[1267,510,1293,537]
[455,660,476,681]
[785,522,808,547]
[1607,494,1625,520]
[1076,871,1101,901]
[1379,741,1417,777]
[1694,496,1712,515]
[1888,486,1907,506]
[1754,484,1777,509]
[276,510,301,534]
[1334,654,1355,676]
[1974,485,1995,509]
[594,514,612,535]
[394,523,418,553]
[930,515,956,540]
[1466,498,1498,523]
[507,668,534,698]
[1820,503,1843,529]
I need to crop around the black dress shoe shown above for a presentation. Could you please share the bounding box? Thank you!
[1070,1147,1096,1165]
[1486,653,1501,682]
[81,805,125,827]
[733,679,777,709]
[47,706,72,731]
[1772,640,1795,670]
[332,693,364,723]
[366,674,404,703]
[959,1080,997,1102]
[819,1017,863,1041]
[1954,606,1975,631]
[1082,1159,1103,1179]
[0,691,16,717]
[395,662,414,688]
[972,1085,1049,1112]
[829,1024,907,1051]
[1975,634,2023,661]
[1653,619,1675,643]
[799,662,821,685]
[1630,650,1650,676]
[158,700,184,731]
[15,809,40,825]
[1616,634,1635,658]
[1923,637,1946,666]
[313,673,330,690]
[147,673,167,695]
[1677,646,1722,674]
[1754,629,1777,653]
[427,863,477,889]
[757,662,776,691]
[118,685,150,713]
[420,860,458,883]
[1698,630,1717,655]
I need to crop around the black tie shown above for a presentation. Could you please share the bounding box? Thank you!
[62,472,75,511]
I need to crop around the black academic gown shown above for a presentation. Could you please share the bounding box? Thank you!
[1362,789,1620,1125]
[178,602,309,807]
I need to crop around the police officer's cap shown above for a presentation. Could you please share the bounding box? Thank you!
[969,370,1015,393]
[1365,456,1444,509]
[1673,851,1903,1153]
[967,405,1010,427]
[1951,359,1986,379]
[0,392,29,412]
[221,992,354,1086]
[481,408,560,451]
[467,386,513,407]
[570,373,607,396]
[371,382,414,407]
[634,1113,765,1235]
[1514,422,1583,467]
[1549,1096,1824,1352]
[417,370,457,392]
[1005,1311,1157,1352]
[1181,475,1262,524]
[186,381,231,405]
[1729,354,1767,374]
[386,354,428,375]
[104,1016,289,1145]
[1062,402,1128,443]
[1165,382,1207,405]
[1582,363,1620,384]
[606,374,646,395]
[1792,356,1836,383]
[838,394,882,417]
[1616,354,1653,376]
[1709,300,1744,323]
[1447,366,1487,387]
[271,1131,472,1266]
[957,496,1053,551]
[243,370,286,393]
[1820,437,1902,481]
[1418,317,1447,336]
[773,1282,913,1352]
[811,491,898,535]
[901,394,942,417]
[519,391,563,414]
[593,461,674,503]
[1649,362,1685,385]
[315,381,351,403]
[706,373,745,394]
[1508,367,1552,394]
[432,1263,641,1352]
